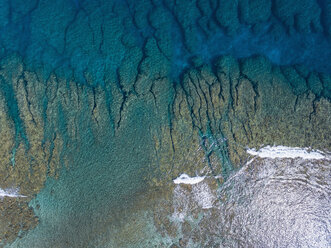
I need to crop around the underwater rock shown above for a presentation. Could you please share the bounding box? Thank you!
[0,0,329,246]
[0,52,329,247]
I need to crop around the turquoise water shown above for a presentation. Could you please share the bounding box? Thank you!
[9,97,159,247]
[0,0,330,247]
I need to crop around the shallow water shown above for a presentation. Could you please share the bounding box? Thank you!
[0,0,330,247]
[217,157,331,247]
[143,150,331,247]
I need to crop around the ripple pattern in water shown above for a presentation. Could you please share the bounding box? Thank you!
[217,157,331,247]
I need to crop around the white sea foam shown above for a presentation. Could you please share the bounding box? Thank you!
[0,188,26,198]
[247,146,328,160]
[173,174,205,185]
[192,183,215,209]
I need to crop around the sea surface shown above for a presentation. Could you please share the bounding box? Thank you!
[0,0,330,247]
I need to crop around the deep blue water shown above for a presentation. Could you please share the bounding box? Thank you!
[0,0,330,84]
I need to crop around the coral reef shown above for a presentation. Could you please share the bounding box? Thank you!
[0,53,329,247]
[0,0,329,247]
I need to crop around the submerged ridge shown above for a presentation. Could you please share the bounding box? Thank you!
[0,0,330,84]
[0,0,329,247]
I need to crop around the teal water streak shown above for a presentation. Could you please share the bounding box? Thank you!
[0,76,29,166]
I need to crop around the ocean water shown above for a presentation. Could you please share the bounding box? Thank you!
[0,0,330,82]
[0,0,330,247]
